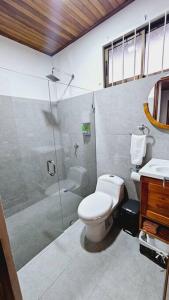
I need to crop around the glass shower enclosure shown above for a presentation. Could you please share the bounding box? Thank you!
[0,69,96,270]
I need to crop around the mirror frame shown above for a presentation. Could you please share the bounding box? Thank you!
[144,103,169,130]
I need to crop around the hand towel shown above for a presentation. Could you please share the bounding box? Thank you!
[130,134,146,165]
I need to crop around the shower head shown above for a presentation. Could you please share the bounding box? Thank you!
[46,67,60,82]
[46,74,60,82]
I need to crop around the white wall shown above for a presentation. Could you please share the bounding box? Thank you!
[52,0,169,98]
[0,36,52,100]
[1,0,169,100]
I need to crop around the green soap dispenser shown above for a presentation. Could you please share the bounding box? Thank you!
[81,111,91,136]
[81,123,91,136]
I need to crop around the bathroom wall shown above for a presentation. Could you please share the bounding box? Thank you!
[52,0,169,98]
[56,92,97,196]
[0,0,169,102]
[0,95,63,217]
[94,73,169,200]
[0,92,97,217]
[0,35,53,101]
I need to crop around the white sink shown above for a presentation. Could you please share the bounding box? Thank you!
[139,158,169,179]
[155,166,169,175]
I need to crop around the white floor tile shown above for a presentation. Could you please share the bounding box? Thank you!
[18,220,165,300]
[18,236,72,299]
[40,271,87,300]
[89,286,112,300]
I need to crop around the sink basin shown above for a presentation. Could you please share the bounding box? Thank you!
[139,158,169,179]
[155,166,169,176]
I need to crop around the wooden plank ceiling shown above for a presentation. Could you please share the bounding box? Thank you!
[0,0,134,56]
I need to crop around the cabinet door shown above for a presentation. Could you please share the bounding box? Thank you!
[141,176,169,226]
[0,203,22,300]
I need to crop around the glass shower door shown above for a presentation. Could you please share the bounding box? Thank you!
[0,74,64,270]
[50,89,97,231]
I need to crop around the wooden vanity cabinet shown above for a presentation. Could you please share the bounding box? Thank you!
[140,176,169,243]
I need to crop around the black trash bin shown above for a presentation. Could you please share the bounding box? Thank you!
[119,199,140,236]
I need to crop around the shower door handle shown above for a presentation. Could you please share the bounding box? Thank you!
[47,160,56,176]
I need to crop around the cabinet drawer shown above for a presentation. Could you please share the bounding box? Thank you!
[140,176,169,227]
[147,183,169,218]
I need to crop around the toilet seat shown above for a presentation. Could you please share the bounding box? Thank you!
[78,192,113,221]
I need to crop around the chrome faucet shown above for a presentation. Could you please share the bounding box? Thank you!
[74,143,79,157]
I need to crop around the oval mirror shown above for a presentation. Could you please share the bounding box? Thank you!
[144,75,169,129]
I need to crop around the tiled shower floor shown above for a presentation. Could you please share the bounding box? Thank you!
[6,191,82,270]
[18,220,165,300]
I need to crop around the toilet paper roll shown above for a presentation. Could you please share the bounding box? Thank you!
[131,171,140,182]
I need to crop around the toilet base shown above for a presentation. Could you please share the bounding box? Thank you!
[85,214,113,243]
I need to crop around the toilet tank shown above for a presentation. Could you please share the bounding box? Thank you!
[96,175,124,201]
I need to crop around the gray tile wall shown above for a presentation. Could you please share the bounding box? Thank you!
[2,73,164,217]
[56,93,97,196]
[94,74,169,200]
[0,93,97,217]
[0,96,62,217]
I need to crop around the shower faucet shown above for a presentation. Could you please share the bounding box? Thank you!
[74,143,79,157]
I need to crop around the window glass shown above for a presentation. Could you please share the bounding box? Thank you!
[113,42,123,82]
[145,26,164,74]
[124,36,134,79]
[124,33,143,79]
[135,34,143,76]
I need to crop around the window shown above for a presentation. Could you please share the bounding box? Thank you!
[104,13,169,88]
[104,31,145,87]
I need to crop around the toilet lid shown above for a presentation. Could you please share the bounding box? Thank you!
[78,192,113,220]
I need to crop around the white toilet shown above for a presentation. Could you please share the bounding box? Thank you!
[78,175,124,242]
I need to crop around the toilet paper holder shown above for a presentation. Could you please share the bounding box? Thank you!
[130,169,141,182]
[130,165,141,173]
